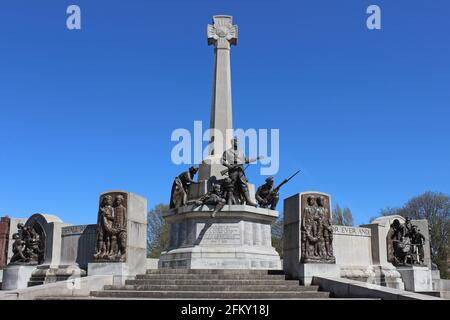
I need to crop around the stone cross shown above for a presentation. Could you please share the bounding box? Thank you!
[207,15,237,157]
[199,16,238,181]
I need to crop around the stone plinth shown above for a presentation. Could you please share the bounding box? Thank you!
[299,263,341,286]
[159,205,281,270]
[88,262,133,285]
[2,265,36,290]
[28,265,86,287]
[397,266,433,292]
[88,191,147,280]
[283,192,339,283]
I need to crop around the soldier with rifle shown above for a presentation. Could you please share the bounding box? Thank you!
[221,137,263,207]
[194,184,226,218]
[255,170,300,210]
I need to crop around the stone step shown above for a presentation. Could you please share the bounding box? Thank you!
[126,279,301,286]
[135,274,288,280]
[91,290,330,299]
[146,269,284,275]
[104,284,316,292]
[37,296,378,300]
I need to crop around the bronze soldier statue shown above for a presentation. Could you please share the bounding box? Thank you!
[301,196,319,261]
[195,184,226,218]
[388,218,426,266]
[10,233,27,264]
[170,166,199,209]
[255,177,279,210]
[221,137,261,207]
[255,171,300,210]
[94,195,115,260]
[410,225,426,264]
[9,223,42,265]
[317,196,334,260]
[113,195,127,261]
[222,177,237,205]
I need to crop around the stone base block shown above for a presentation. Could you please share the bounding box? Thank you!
[298,263,340,286]
[397,266,432,292]
[1,265,36,290]
[339,265,405,290]
[88,262,134,285]
[372,265,405,290]
[159,246,281,270]
[159,206,281,270]
[431,269,441,291]
[28,265,86,286]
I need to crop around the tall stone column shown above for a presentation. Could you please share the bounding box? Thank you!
[199,16,238,181]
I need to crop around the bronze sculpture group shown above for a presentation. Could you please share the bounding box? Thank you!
[300,195,335,263]
[388,217,426,266]
[9,223,43,265]
[169,137,298,217]
[94,193,128,262]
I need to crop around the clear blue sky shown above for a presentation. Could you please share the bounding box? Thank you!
[1,0,449,226]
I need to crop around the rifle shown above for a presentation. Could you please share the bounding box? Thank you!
[220,156,264,176]
[266,170,301,202]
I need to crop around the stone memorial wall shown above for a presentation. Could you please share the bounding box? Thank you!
[332,225,372,266]
[60,224,96,269]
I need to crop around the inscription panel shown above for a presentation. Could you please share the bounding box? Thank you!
[199,223,241,245]
[332,225,371,237]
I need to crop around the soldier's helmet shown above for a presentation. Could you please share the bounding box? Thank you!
[265,176,274,183]
[189,166,199,174]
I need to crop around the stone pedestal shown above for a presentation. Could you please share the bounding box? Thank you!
[397,266,432,292]
[283,192,338,284]
[298,263,341,286]
[1,265,36,290]
[88,191,147,281]
[431,269,441,291]
[88,262,132,285]
[159,205,281,270]
[28,264,86,286]
[361,222,405,289]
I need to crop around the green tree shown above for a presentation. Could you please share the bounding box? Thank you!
[379,191,450,278]
[343,207,354,226]
[147,203,170,258]
[333,204,344,225]
[332,203,353,226]
[271,218,283,258]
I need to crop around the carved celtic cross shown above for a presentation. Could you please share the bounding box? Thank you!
[207,15,238,49]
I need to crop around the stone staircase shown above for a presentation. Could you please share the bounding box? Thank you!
[90,269,331,299]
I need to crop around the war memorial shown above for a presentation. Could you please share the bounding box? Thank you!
[0,15,448,301]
